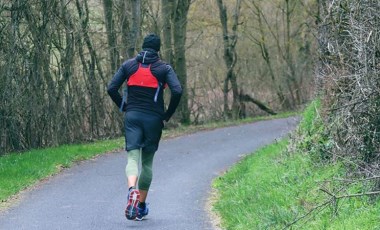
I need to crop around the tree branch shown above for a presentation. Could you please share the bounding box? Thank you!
[239,93,277,115]
[283,188,380,229]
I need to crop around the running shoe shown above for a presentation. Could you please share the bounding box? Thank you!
[125,188,140,220]
[136,203,149,221]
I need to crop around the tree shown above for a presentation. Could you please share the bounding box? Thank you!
[161,0,191,124]
[160,0,174,64]
[216,0,242,119]
[103,0,119,72]
[244,0,315,109]
[0,0,121,154]
[0,0,317,154]
[126,0,141,58]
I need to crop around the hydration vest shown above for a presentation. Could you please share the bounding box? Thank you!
[127,63,165,102]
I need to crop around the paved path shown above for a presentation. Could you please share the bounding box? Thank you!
[0,117,298,230]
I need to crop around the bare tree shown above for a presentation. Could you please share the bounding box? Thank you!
[126,0,141,58]
[246,1,289,109]
[163,0,191,124]
[160,0,174,64]
[244,0,315,110]
[115,0,141,59]
[0,0,121,154]
[103,0,120,72]
[76,0,106,137]
[216,0,242,119]
[0,0,317,154]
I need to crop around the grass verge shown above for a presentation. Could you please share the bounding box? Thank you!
[212,101,380,229]
[212,139,380,229]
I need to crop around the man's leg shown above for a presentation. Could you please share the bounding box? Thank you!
[135,151,155,221]
[125,149,141,188]
[138,151,155,202]
[125,149,141,220]
[135,112,161,220]
[124,111,143,189]
[138,113,162,201]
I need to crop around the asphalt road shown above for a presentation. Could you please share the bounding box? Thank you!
[0,117,299,230]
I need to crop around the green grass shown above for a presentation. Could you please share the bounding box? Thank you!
[212,139,380,230]
[212,101,380,229]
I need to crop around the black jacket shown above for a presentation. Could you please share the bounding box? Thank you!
[107,49,182,121]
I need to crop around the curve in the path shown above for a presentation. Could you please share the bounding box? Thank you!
[0,117,299,230]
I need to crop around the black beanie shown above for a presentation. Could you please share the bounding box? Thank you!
[142,34,161,52]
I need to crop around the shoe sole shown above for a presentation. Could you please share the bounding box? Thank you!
[135,212,146,221]
[135,216,145,221]
[125,190,140,220]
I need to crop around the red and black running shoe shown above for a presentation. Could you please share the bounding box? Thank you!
[125,188,140,220]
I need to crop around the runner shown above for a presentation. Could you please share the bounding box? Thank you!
[107,33,182,220]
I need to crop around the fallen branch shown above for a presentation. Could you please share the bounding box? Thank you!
[282,189,380,229]
[335,190,380,199]
[239,93,277,115]
[281,199,331,230]
[330,175,380,183]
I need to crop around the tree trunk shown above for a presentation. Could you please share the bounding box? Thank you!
[126,0,141,58]
[216,0,241,120]
[103,0,119,72]
[59,0,76,143]
[284,0,300,107]
[172,0,191,124]
[253,2,289,109]
[161,0,175,64]
[76,0,105,137]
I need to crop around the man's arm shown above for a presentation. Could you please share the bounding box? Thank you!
[107,66,128,111]
[164,65,183,121]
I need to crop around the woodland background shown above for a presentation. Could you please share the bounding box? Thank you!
[1,0,379,225]
[1,0,379,183]
[0,0,316,154]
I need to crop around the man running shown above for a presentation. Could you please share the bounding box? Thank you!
[107,33,182,221]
